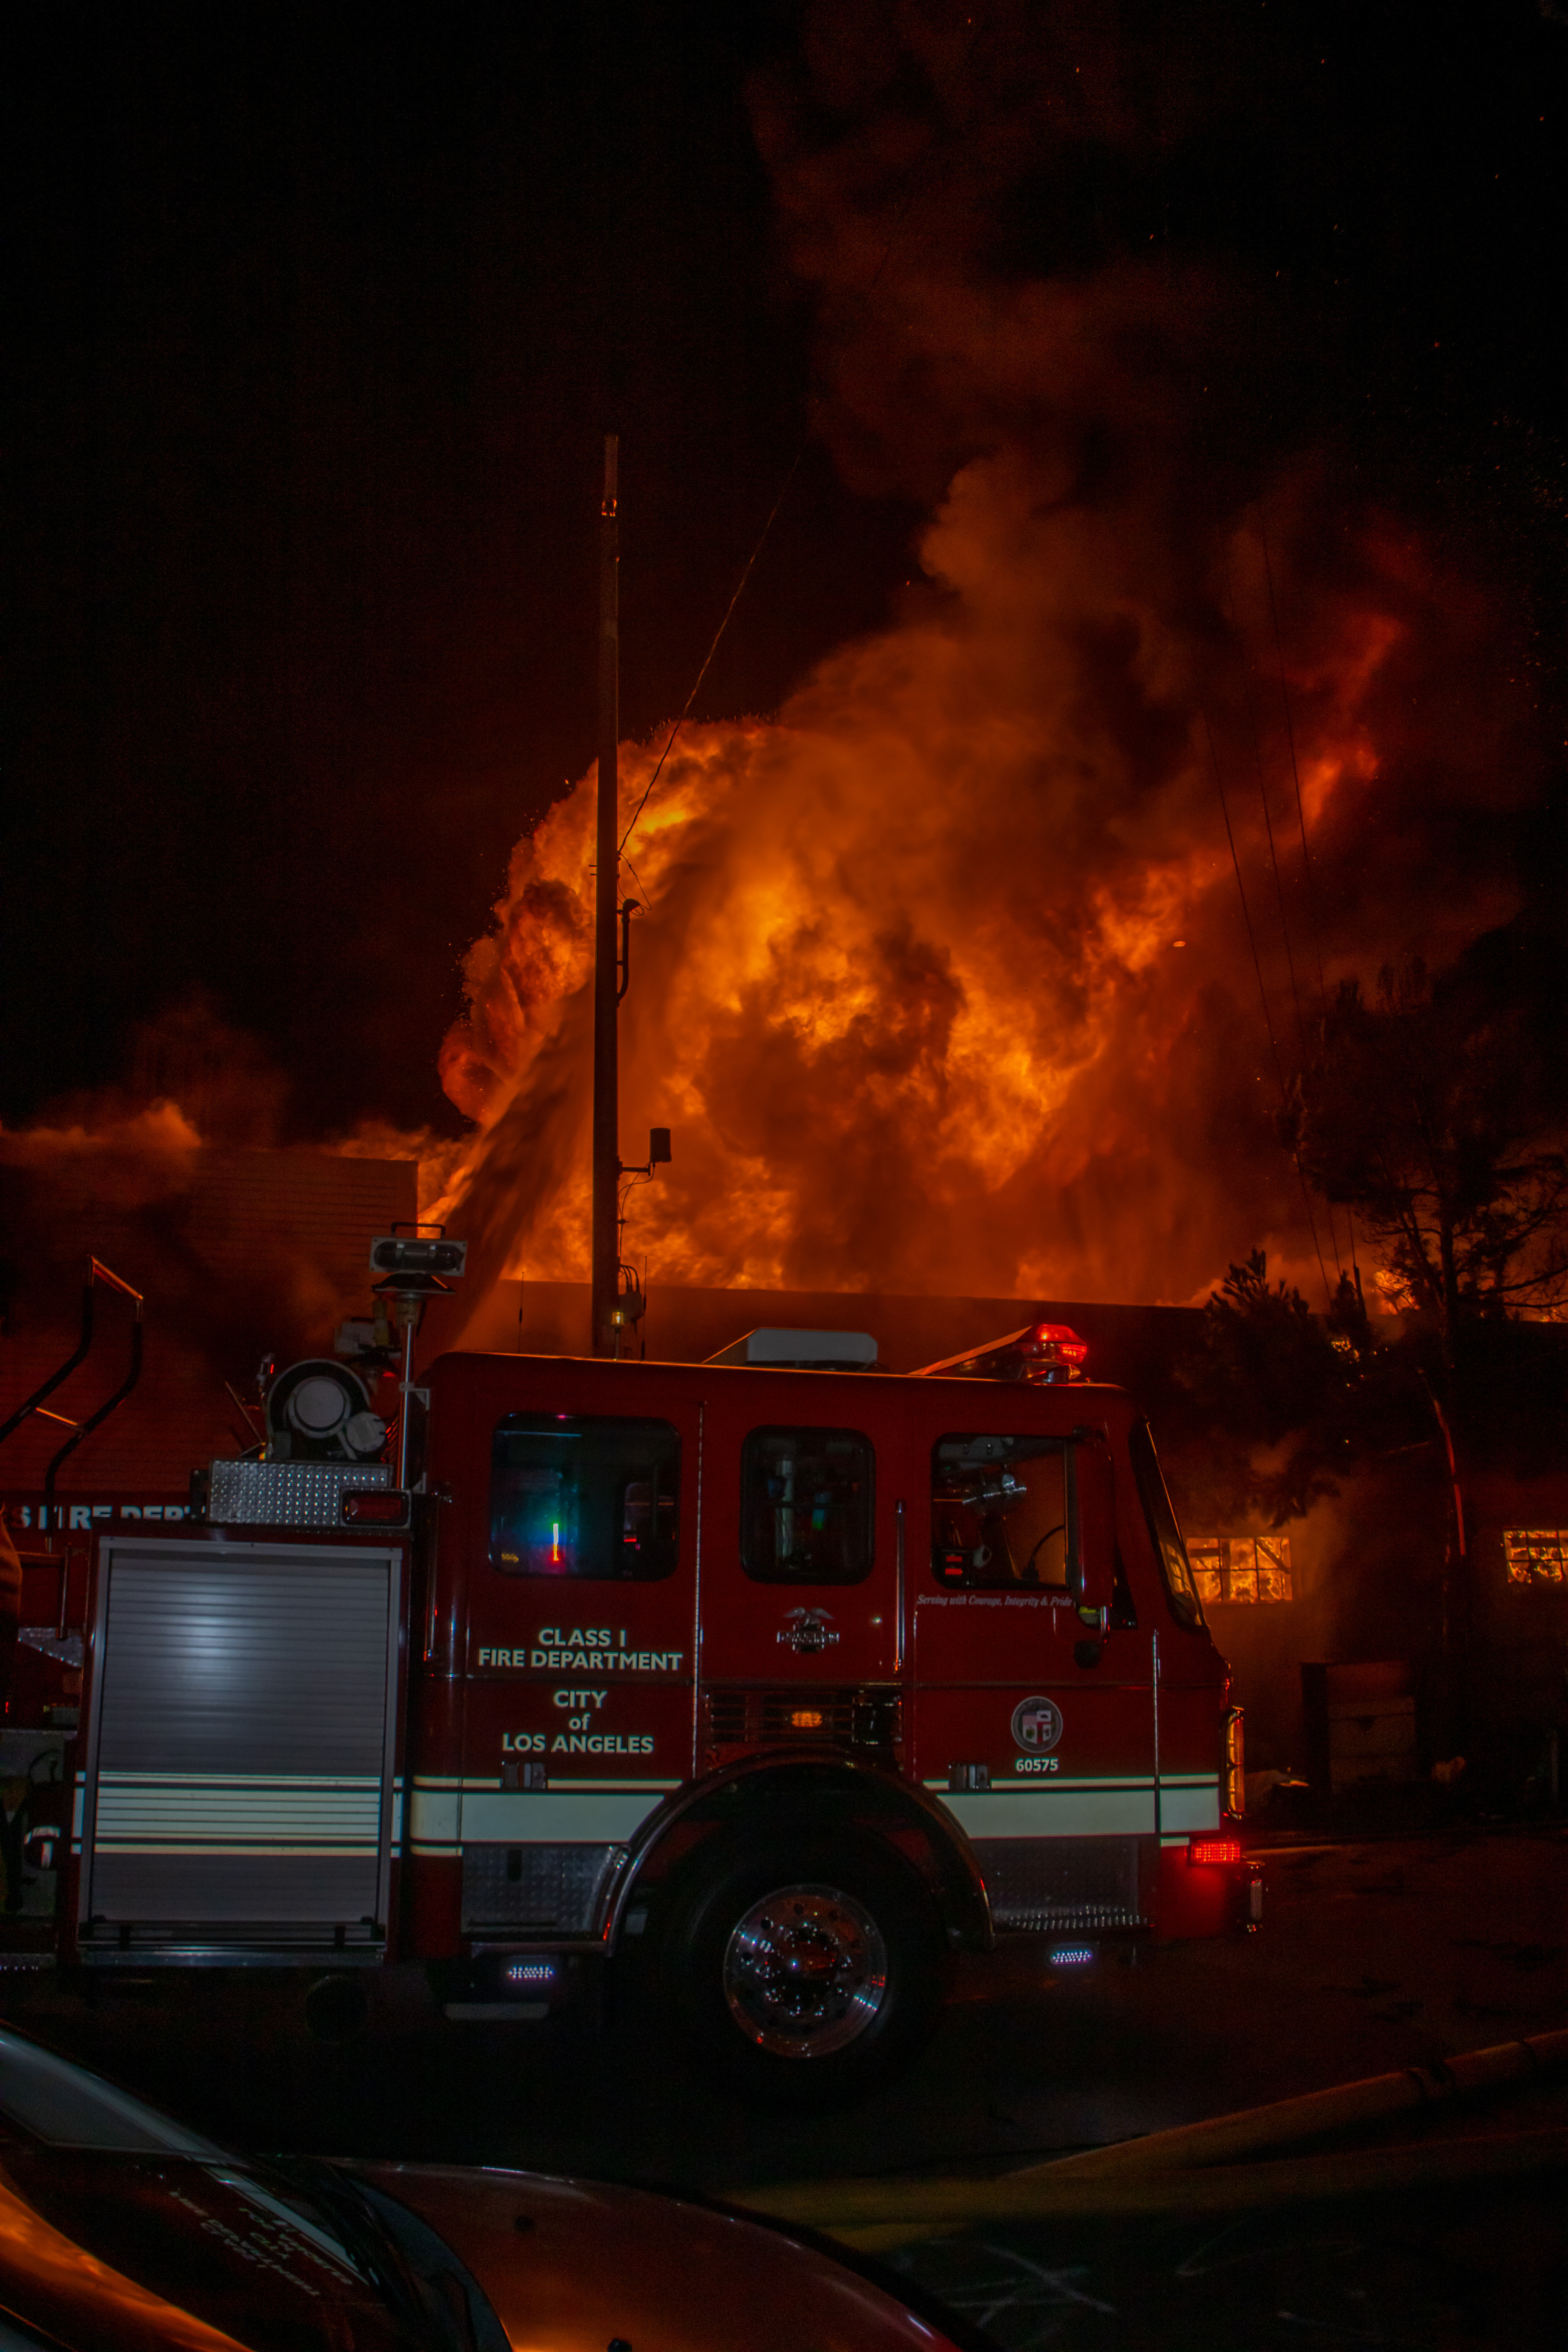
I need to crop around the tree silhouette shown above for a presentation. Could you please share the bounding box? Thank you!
[1173,1251,1375,1529]
[1287,963,1568,1361]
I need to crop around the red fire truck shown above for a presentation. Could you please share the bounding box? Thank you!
[3,1247,1252,2102]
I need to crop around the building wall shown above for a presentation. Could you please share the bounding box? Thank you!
[1197,1466,1451,1774]
[0,1149,416,1497]
[1466,1470,1568,1771]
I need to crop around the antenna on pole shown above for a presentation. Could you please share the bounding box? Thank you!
[591,435,621,1357]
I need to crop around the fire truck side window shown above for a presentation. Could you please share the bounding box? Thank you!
[740,1428,874,1584]
[490,1415,679,1579]
[932,1434,1071,1590]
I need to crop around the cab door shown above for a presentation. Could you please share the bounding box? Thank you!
[456,1370,703,1938]
[696,1379,900,1739]
[902,1402,1157,1926]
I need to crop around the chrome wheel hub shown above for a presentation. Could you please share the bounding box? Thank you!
[722,1882,888,2058]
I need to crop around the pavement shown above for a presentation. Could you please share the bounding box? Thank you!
[4,1826,1564,2348]
[2,1825,1562,2182]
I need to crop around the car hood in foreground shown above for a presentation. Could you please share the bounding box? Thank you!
[352,2161,958,2352]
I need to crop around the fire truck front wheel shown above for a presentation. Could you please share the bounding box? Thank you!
[653,1833,944,2103]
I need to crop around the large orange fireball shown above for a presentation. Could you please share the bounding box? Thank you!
[429,440,1518,1333]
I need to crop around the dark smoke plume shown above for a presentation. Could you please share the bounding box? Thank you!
[429,4,1552,1336]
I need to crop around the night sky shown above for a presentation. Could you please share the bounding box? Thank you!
[10,2,1564,1144]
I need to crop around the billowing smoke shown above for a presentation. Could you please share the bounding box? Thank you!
[431,7,1539,1335]
[0,1002,417,1425]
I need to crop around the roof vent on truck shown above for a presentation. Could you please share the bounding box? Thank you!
[912,1322,1089,1385]
[705,1328,879,1372]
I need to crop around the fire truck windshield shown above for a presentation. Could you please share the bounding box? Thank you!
[1127,1418,1205,1630]
[490,1415,679,1579]
[932,1434,1070,1590]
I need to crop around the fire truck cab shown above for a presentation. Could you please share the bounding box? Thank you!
[51,1316,1251,2102]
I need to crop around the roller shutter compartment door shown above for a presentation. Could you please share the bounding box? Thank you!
[82,1540,399,1937]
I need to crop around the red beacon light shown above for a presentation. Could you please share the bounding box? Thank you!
[911,1322,1090,1386]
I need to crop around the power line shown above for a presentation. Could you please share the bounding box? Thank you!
[619,15,990,863]
[1220,546,1342,1285]
[1221,549,1314,1071]
[1204,704,1287,1102]
[617,450,805,860]
[1203,700,1335,1305]
[1152,100,1339,1305]
[1259,515,1329,1010]
[1259,514,1354,1285]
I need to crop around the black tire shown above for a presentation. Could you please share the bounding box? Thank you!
[649,1830,944,2106]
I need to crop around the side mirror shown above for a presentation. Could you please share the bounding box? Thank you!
[1071,1430,1116,1622]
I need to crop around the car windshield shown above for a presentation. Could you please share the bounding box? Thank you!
[0,2028,223,2155]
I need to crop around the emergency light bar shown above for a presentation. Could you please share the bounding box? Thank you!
[911,1322,1090,1385]
[706,1329,878,1370]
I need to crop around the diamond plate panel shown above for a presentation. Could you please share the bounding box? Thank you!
[208,1459,390,1528]
[973,1835,1146,1931]
[461,1842,621,1931]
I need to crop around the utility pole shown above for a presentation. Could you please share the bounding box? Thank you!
[591,435,620,1358]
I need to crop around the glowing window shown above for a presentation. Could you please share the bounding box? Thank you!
[490,1415,679,1580]
[1189,1535,1293,1605]
[740,1427,874,1585]
[1504,1531,1568,1589]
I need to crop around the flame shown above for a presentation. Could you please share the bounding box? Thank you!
[428,440,1516,1332]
